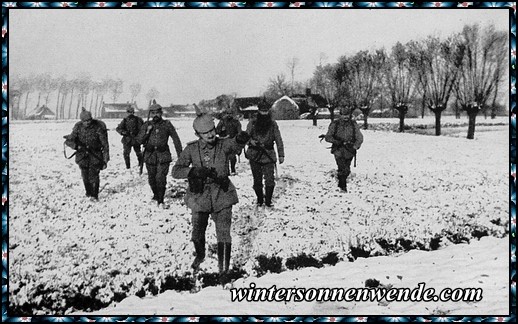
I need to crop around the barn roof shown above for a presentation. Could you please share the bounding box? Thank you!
[27,105,55,118]
[103,102,139,113]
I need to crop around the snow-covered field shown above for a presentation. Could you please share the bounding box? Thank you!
[8,116,510,316]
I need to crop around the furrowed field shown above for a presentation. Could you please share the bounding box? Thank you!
[8,116,509,315]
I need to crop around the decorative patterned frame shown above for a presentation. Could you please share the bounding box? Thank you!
[1,2,516,323]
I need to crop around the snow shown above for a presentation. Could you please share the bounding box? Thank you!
[8,116,510,316]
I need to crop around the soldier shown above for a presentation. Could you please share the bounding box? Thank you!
[324,106,364,192]
[64,108,110,201]
[172,113,250,284]
[244,101,284,207]
[216,110,243,175]
[116,106,144,170]
[137,102,183,209]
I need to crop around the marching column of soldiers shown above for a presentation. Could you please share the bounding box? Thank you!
[64,100,363,285]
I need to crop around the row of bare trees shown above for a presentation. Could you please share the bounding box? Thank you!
[267,23,506,139]
[9,73,163,120]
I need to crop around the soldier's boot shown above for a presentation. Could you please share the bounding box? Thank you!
[265,185,275,207]
[137,154,144,169]
[253,186,264,206]
[124,157,131,170]
[191,239,205,270]
[83,179,92,197]
[338,174,348,192]
[218,242,232,285]
[150,184,158,201]
[90,180,100,201]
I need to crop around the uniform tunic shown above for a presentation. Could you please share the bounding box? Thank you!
[325,116,364,177]
[136,118,183,203]
[116,114,144,168]
[172,137,245,213]
[65,119,109,198]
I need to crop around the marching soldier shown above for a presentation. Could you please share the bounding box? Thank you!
[324,106,363,192]
[172,113,250,285]
[216,110,243,175]
[116,106,144,170]
[244,101,284,207]
[64,108,110,201]
[137,101,183,209]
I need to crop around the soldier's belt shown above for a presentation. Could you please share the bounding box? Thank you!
[145,144,169,153]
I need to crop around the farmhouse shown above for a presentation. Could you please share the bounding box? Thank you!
[26,105,55,120]
[101,102,140,119]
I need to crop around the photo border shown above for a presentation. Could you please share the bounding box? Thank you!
[1,2,516,322]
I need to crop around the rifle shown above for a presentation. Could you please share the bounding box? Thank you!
[139,109,152,175]
[63,135,107,169]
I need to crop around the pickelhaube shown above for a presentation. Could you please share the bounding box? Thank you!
[80,107,92,121]
[149,99,162,112]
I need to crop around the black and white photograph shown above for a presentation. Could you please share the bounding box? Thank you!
[5,3,513,320]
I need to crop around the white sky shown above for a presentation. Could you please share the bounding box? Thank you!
[9,8,508,107]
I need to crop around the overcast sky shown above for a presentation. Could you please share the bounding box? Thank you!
[9,8,508,108]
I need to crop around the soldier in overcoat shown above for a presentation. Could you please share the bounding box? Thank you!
[116,106,144,170]
[136,102,183,208]
[215,111,243,175]
[64,108,110,201]
[244,102,284,207]
[324,106,364,192]
[172,113,250,284]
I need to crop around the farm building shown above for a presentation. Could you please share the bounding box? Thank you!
[290,90,328,115]
[234,97,265,119]
[26,105,55,120]
[270,95,300,120]
[162,104,198,118]
[101,102,140,119]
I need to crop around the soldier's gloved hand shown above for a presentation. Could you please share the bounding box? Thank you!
[189,167,213,179]
[279,156,285,164]
[235,131,250,144]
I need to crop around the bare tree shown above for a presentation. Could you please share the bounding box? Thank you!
[380,43,418,132]
[264,74,290,100]
[454,24,506,139]
[286,57,300,95]
[129,83,142,104]
[74,74,92,118]
[34,73,53,109]
[18,75,36,119]
[108,78,124,103]
[146,87,160,107]
[408,35,465,135]
[335,50,384,129]
[310,63,339,120]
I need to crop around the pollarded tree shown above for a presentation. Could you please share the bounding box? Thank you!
[343,50,384,129]
[408,35,465,135]
[454,24,506,139]
[380,42,418,132]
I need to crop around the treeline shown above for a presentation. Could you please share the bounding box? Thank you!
[264,23,507,138]
[8,73,162,121]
